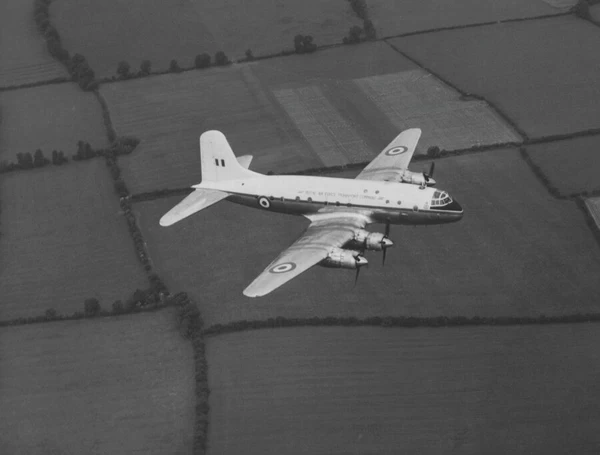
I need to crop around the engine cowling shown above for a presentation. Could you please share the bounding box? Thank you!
[319,248,368,269]
[353,229,393,252]
[400,170,435,187]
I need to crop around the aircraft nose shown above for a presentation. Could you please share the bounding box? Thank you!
[445,199,463,213]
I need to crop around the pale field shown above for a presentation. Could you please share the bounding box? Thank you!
[0,160,148,320]
[369,0,560,38]
[392,16,600,138]
[585,196,600,228]
[135,149,600,326]
[0,309,195,455]
[0,0,67,87]
[526,135,600,196]
[0,83,108,161]
[100,42,413,194]
[51,0,361,78]
[103,42,519,193]
[207,325,600,455]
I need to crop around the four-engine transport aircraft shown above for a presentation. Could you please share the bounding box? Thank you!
[160,128,463,297]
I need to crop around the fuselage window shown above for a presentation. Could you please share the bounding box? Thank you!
[335,201,340,206]
[295,196,300,201]
[308,197,312,202]
[397,201,401,205]
[221,159,225,167]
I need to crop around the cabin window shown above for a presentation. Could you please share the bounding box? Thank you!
[221,159,225,166]
[375,190,379,194]
[364,189,368,193]
[397,200,402,205]
[308,197,312,202]
[413,205,419,212]
[386,200,389,204]
[214,159,219,166]
[295,196,300,201]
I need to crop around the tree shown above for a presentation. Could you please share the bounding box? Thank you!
[169,59,182,73]
[344,25,363,44]
[33,149,48,167]
[245,49,254,61]
[294,34,305,53]
[140,59,152,76]
[112,300,124,314]
[69,53,95,90]
[84,298,101,316]
[195,53,211,69]
[294,35,317,53]
[214,51,230,66]
[117,60,131,79]
[363,19,376,40]
[45,308,57,319]
[21,152,34,169]
[426,146,440,158]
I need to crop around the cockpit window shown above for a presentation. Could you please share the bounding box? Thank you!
[431,191,452,207]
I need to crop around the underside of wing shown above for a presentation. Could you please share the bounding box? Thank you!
[356,128,421,182]
[243,213,370,298]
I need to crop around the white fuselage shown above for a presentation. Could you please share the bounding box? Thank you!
[197,174,463,225]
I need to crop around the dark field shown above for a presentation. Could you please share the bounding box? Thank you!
[526,135,600,197]
[207,325,600,455]
[136,149,600,326]
[0,309,195,455]
[391,15,600,138]
[0,160,147,320]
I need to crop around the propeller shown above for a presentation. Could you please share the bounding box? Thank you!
[382,220,391,266]
[423,161,435,183]
[353,254,368,287]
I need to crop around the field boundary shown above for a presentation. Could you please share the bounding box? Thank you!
[383,40,529,141]
[202,313,600,338]
[0,77,70,93]
[576,197,600,250]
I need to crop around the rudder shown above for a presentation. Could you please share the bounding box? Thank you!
[200,130,259,182]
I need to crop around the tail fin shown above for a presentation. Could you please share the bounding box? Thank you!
[200,131,260,182]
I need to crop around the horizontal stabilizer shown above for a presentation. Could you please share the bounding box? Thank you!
[159,189,228,227]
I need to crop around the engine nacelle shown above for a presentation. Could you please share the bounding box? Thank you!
[353,230,386,251]
[320,248,368,269]
[352,229,393,251]
[400,170,435,187]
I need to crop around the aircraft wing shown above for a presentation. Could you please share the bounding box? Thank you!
[355,128,422,182]
[243,213,370,297]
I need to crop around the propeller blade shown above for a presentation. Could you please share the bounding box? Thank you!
[382,247,387,266]
[429,161,435,178]
[384,220,390,238]
[354,266,360,287]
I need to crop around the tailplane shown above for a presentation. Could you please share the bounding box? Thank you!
[200,130,260,182]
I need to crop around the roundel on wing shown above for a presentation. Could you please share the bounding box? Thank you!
[258,196,271,209]
[385,146,409,156]
[269,262,297,274]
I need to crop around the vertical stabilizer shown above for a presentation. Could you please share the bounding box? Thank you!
[200,131,260,182]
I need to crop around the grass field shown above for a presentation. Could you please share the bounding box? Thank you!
[0,83,108,161]
[0,309,195,454]
[206,325,600,454]
[51,0,361,78]
[103,41,519,193]
[0,159,148,320]
[391,15,600,139]
[369,0,560,38]
[526,135,600,197]
[592,4,600,23]
[134,148,600,326]
[0,0,67,88]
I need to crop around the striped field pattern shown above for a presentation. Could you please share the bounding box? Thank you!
[354,70,522,153]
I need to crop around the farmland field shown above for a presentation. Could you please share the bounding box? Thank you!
[369,0,560,38]
[135,149,600,326]
[391,15,600,138]
[0,0,67,88]
[0,83,108,161]
[592,4,600,23]
[526,135,600,197]
[102,42,519,194]
[0,309,195,454]
[0,160,148,320]
[51,0,361,78]
[207,325,600,455]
